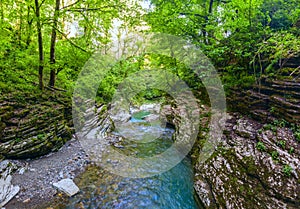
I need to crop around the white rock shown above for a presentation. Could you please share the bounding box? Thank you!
[143,114,160,122]
[18,168,25,175]
[53,179,79,197]
[0,161,20,208]
[140,103,161,113]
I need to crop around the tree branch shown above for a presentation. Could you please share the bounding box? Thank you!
[61,0,83,10]
[39,0,47,9]
[179,12,207,19]
[54,26,89,53]
[30,5,35,11]
[66,5,117,12]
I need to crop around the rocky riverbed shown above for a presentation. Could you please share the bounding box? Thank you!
[3,138,89,209]
[1,96,299,209]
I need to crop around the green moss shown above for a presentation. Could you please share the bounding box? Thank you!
[15,137,22,143]
[243,156,257,175]
[37,134,45,140]
[256,141,266,151]
[282,165,293,176]
[271,150,279,161]
[0,106,13,115]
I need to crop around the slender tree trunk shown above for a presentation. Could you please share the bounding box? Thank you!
[0,0,4,24]
[19,6,23,47]
[249,0,252,28]
[49,0,61,87]
[35,0,44,90]
[26,6,33,48]
[203,0,214,45]
[208,0,213,14]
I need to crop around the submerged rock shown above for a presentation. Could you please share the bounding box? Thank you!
[53,178,79,197]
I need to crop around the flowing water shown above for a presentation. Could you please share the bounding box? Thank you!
[57,110,201,209]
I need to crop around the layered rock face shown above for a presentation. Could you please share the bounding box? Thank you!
[194,115,300,209]
[193,74,300,208]
[0,95,72,159]
[228,77,300,125]
[208,75,300,209]
[160,86,300,208]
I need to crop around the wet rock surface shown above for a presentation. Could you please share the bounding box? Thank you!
[194,114,300,209]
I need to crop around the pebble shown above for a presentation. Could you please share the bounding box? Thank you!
[6,139,89,208]
[18,168,26,175]
[59,170,64,176]
[23,198,30,203]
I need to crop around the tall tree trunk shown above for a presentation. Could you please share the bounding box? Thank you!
[208,0,213,14]
[203,0,214,45]
[249,0,252,28]
[26,5,33,48]
[35,0,44,90]
[19,6,23,47]
[49,0,61,87]
[0,0,4,24]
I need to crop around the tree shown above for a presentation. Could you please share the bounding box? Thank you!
[49,0,61,87]
[35,0,44,90]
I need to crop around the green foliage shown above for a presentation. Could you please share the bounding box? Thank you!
[37,134,45,140]
[256,141,266,151]
[260,0,300,30]
[282,164,293,176]
[94,53,205,104]
[15,138,22,143]
[289,147,295,154]
[270,107,276,114]
[295,131,300,142]
[271,150,279,161]
[263,123,277,132]
[254,31,300,74]
[0,0,299,110]
[273,119,288,128]
[277,140,286,148]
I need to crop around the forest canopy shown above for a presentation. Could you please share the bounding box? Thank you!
[0,0,299,102]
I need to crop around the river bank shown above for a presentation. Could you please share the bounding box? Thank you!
[4,138,89,209]
[1,82,300,208]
